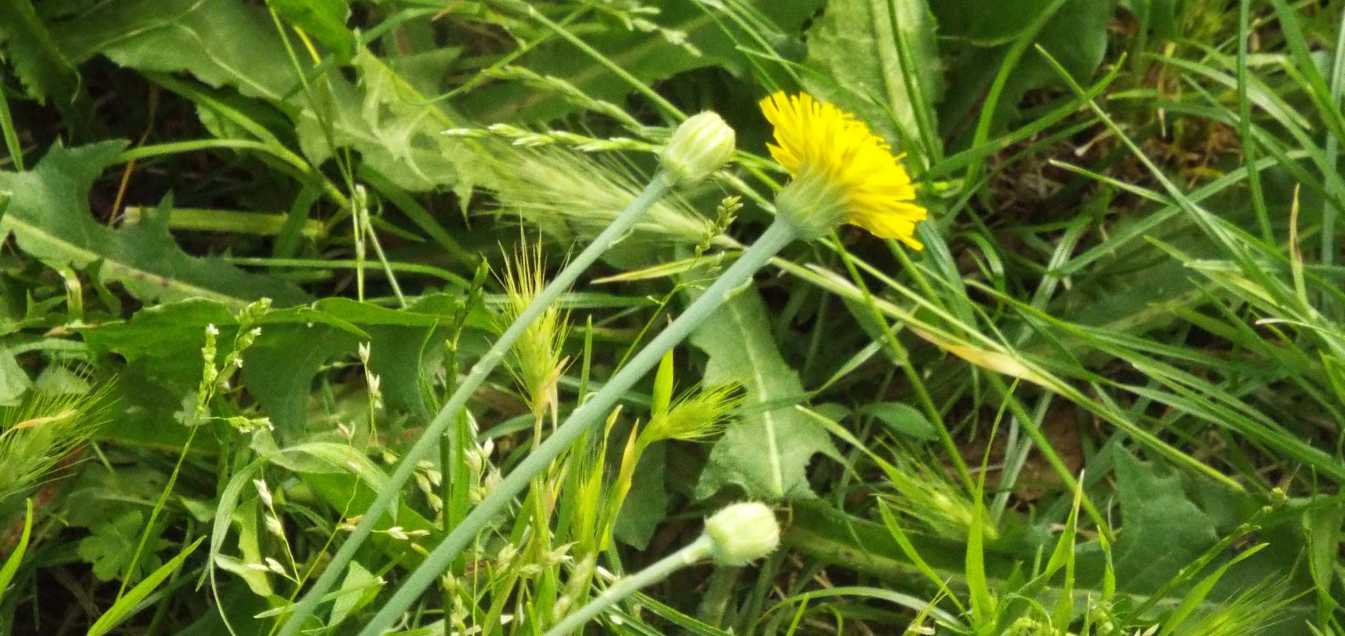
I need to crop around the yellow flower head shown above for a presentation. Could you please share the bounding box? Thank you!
[760,92,926,247]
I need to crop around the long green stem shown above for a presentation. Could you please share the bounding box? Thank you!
[545,535,713,636]
[276,172,674,636]
[356,220,799,636]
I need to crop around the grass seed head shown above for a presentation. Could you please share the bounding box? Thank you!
[488,146,713,244]
[0,374,113,504]
[640,383,742,447]
[881,459,992,540]
[498,239,570,421]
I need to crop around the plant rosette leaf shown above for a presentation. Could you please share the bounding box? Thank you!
[268,0,354,63]
[691,288,837,501]
[83,295,487,430]
[937,0,1116,132]
[0,142,309,307]
[803,0,942,153]
[77,510,164,582]
[45,0,481,193]
[1110,447,1218,592]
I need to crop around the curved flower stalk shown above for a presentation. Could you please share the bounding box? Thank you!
[276,113,736,636]
[355,93,926,636]
[544,502,780,636]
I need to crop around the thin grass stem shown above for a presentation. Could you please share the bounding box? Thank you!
[545,535,713,636]
[275,172,676,636]
[355,220,799,636]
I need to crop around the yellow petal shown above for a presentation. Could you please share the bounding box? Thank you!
[758,92,928,246]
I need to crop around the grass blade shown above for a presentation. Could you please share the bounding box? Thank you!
[88,536,205,636]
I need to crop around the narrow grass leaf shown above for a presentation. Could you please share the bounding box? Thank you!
[691,289,835,501]
[0,498,33,604]
[1157,543,1270,636]
[88,536,205,636]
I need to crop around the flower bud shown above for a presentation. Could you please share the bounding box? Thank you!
[704,502,780,566]
[660,112,736,186]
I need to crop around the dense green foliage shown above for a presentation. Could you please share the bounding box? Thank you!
[1,1,1344,634]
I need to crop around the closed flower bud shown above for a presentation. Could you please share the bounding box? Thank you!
[660,112,736,186]
[704,502,780,566]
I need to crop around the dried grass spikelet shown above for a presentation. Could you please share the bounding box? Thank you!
[485,146,713,245]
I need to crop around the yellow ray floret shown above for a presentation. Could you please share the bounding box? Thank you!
[760,92,927,248]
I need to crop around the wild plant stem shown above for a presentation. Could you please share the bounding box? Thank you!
[276,172,675,636]
[544,534,713,636]
[696,565,741,627]
[356,220,798,636]
[117,424,200,599]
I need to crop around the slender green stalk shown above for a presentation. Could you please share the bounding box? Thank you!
[356,220,799,636]
[0,85,22,171]
[1321,6,1345,283]
[121,206,326,238]
[1237,0,1271,242]
[963,0,1068,188]
[518,3,685,123]
[276,172,675,636]
[545,535,713,636]
[118,424,201,598]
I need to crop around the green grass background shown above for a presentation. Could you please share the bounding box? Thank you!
[0,1,1343,634]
